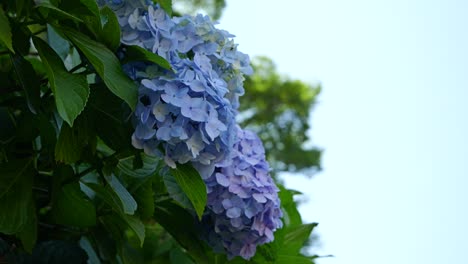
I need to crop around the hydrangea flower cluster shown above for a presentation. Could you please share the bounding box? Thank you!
[201,126,283,260]
[100,0,253,177]
[100,0,282,259]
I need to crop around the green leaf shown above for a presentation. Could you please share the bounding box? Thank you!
[163,170,193,211]
[170,248,195,264]
[124,45,172,70]
[88,84,133,151]
[17,211,37,253]
[154,200,209,263]
[55,121,88,164]
[280,223,317,255]
[170,164,207,220]
[117,152,160,178]
[84,182,125,213]
[99,6,121,51]
[0,6,14,53]
[133,180,154,220]
[0,159,34,199]
[154,0,172,16]
[36,1,84,22]
[278,184,302,227]
[0,159,34,235]
[11,55,41,114]
[122,215,145,247]
[0,107,15,144]
[62,28,138,110]
[33,37,89,126]
[51,183,97,227]
[104,174,137,215]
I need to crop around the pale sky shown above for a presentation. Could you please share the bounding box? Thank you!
[220,1,468,263]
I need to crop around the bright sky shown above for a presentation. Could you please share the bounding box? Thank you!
[220,1,468,264]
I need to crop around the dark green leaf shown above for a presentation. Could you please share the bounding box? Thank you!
[170,248,195,264]
[280,223,317,255]
[170,164,207,220]
[163,169,193,211]
[11,23,31,56]
[104,174,137,215]
[62,0,100,18]
[51,183,97,227]
[154,200,209,263]
[0,107,15,145]
[117,152,160,178]
[11,55,41,114]
[0,6,14,53]
[83,182,124,214]
[133,180,154,220]
[17,211,37,253]
[124,45,171,70]
[0,159,33,198]
[33,37,89,126]
[32,240,88,264]
[36,1,83,22]
[55,122,88,164]
[154,0,172,16]
[99,6,121,51]
[63,28,138,110]
[89,84,133,151]
[122,215,145,247]
[0,159,34,234]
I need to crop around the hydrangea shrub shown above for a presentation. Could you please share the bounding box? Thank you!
[0,0,319,262]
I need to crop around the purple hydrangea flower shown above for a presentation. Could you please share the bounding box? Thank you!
[201,126,283,260]
[100,1,253,176]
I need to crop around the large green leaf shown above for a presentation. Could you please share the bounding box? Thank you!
[154,200,209,263]
[0,159,33,198]
[124,45,171,70]
[17,211,38,253]
[62,28,138,110]
[55,118,92,164]
[0,159,35,235]
[104,174,137,215]
[36,1,83,22]
[0,6,14,53]
[88,84,133,151]
[51,183,97,227]
[11,55,41,114]
[278,184,302,227]
[279,223,317,255]
[133,180,154,220]
[163,170,193,211]
[33,37,89,126]
[99,6,121,51]
[122,215,145,247]
[170,164,207,220]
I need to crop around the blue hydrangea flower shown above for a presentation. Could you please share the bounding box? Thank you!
[100,1,253,176]
[201,126,283,260]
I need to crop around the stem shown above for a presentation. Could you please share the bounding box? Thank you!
[78,166,95,178]
[69,62,87,73]
[32,27,47,36]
